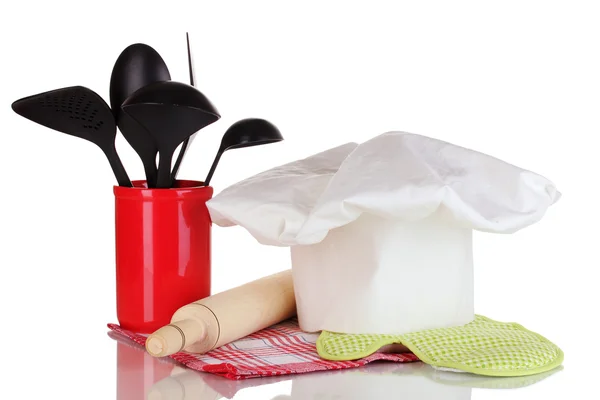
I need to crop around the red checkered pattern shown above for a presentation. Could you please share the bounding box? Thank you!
[107,318,419,380]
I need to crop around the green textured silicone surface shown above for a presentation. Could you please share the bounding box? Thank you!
[317,315,564,377]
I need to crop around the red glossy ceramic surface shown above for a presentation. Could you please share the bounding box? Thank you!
[114,180,213,333]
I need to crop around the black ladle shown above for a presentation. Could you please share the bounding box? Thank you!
[204,118,283,186]
[12,86,132,187]
[121,81,220,188]
[110,43,171,188]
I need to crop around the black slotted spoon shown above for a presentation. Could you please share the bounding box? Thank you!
[11,86,132,187]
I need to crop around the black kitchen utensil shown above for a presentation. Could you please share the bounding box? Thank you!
[170,32,198,182]
[121,81,220,188]
[11,86,132,187]
[204,118,283,186]
[110,43,171,187]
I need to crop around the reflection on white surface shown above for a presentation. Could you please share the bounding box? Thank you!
[147,366,292,400]
[110,331,562,400]
[286,363,562,400]
[110,331,178,400]
[289,363,469,400]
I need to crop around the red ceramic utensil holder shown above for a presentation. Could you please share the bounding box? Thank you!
[114,180,213,333]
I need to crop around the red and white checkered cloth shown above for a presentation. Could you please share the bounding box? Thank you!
[107,318,419,380]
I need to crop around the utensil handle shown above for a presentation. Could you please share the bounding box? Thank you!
[203,150,222,187]
[170,138,189,181]
[170,33,197,182]
[186,32,196,86]
[156,153,174,188]
[104,145,132,187]
[143,156,158,188]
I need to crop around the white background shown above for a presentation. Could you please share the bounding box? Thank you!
[1,1,598,399]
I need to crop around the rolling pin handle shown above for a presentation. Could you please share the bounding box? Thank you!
[145,318,207,357]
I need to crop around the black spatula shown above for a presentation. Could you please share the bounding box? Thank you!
[11,86,132,187]
[170,32,197,181]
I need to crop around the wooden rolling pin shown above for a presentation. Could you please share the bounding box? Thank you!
[146,269,295,357]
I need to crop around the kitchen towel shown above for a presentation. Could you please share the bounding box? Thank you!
[107,318,418,380]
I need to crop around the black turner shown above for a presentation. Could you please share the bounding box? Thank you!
[12,86,132,187]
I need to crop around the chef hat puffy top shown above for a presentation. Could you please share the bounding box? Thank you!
[206,131,560,246]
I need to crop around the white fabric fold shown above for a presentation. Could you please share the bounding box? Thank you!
[206,131,560,246]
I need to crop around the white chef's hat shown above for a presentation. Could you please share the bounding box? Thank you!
[206,132,560,335]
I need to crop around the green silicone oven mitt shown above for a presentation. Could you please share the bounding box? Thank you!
[317,315,564,377]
